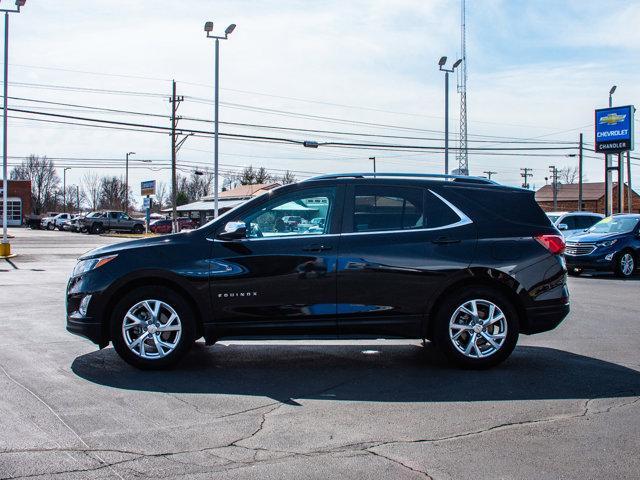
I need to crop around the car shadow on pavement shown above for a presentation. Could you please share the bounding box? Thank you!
[71,343,640,403]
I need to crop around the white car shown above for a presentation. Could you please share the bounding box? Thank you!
[41,213,72,230]
[546,211,604,238]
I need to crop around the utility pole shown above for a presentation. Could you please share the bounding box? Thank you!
[483,170,497,180]
[169,80,184,233]
[125,151,135,214]
[578,133,583,211]
[549,165,559,211]
[76,185,80,213]
[520,167,532,189]
[63,167,70,213]
[369,156,376,175]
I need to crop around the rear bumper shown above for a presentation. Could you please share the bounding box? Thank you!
[522,301,570,334]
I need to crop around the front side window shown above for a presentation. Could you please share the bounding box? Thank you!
[239,187,335,238]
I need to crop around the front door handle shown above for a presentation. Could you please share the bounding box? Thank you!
[302,244,333,252]
[431,236,461,245]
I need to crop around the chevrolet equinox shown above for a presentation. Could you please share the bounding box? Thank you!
[66,173,570,369]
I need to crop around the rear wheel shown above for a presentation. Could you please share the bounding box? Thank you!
[111,286,196,369]
[615,251,636,278]
[433,286,519,369]
[133,224,144,234]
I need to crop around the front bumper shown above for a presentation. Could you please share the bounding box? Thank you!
[66,313,104,345]
[66,274,110,347]
[565,251,615,270]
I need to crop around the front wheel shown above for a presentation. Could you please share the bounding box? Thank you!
[433,286,519,369]
[568,268,582,276]
[111,286,196,369]
[615,251,636,278]
[47,223,54,230]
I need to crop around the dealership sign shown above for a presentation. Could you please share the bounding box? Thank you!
[594,105,635,153]
[140,180,156,196]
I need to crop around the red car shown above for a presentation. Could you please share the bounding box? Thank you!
[149,218,197,234]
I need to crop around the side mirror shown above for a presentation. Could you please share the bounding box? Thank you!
[557,223,568,231]
[217,221,247,240]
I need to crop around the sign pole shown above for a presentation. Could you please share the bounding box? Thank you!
[627,151,633,213]
[145,195,150,234]
[618,152,624,213]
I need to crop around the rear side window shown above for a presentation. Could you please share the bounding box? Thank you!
[354,186,423,232]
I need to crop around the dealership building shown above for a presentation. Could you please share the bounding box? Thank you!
[0,180,31,226]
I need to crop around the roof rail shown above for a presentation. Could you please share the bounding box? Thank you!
[303,172,497,185]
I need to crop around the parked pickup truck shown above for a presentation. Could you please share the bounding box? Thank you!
[81,211,145,234]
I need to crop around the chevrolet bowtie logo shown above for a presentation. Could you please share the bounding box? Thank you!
[599,113,626,125]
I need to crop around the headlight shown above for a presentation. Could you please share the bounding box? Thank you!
[72,254,118,276]
[596,239,617,247]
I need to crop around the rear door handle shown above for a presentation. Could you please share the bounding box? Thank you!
[431,236,461,245]
[302,244,333,252]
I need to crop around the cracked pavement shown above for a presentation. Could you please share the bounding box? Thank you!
[1,228,639,479]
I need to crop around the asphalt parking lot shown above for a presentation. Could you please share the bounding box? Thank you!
[1,228,639,479]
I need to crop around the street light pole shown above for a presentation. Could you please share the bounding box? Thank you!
[63,167,70,213]
[205,21,236,219]
[605,85,616,216]
[125,151,135,213]
[0,0,25,258]
[438,56,462,175]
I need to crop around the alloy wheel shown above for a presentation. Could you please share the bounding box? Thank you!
[620,253,635,277]
[449,299,507,359]
[122,299,182,359]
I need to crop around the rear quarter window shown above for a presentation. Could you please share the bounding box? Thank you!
[442,186,551,227]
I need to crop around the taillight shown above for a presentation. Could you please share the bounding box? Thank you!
[534,234,565,255]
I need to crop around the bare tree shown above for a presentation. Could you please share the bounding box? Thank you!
[255,167,272,184]
[9,155,60,214]
[98,176,131,210]
[236,166,273,185]
[81,172,101,211]
[154,181,168,212]
[557,166,579,184]
[280,170,297,184]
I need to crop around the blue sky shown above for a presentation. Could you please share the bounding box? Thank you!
[4,0,639,204]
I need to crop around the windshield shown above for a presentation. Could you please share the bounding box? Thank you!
[588,217,639,234]
[546,214,560,223]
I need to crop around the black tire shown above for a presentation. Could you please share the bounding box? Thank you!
[133,224,144,234]
[614,250,636,278]
[433,286,519,369]
[46,222,54,230]
[110,286,196,369]
[91,223,104,235]
[568,268,582,277]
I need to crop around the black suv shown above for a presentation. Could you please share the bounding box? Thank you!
[66,173,569,369]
